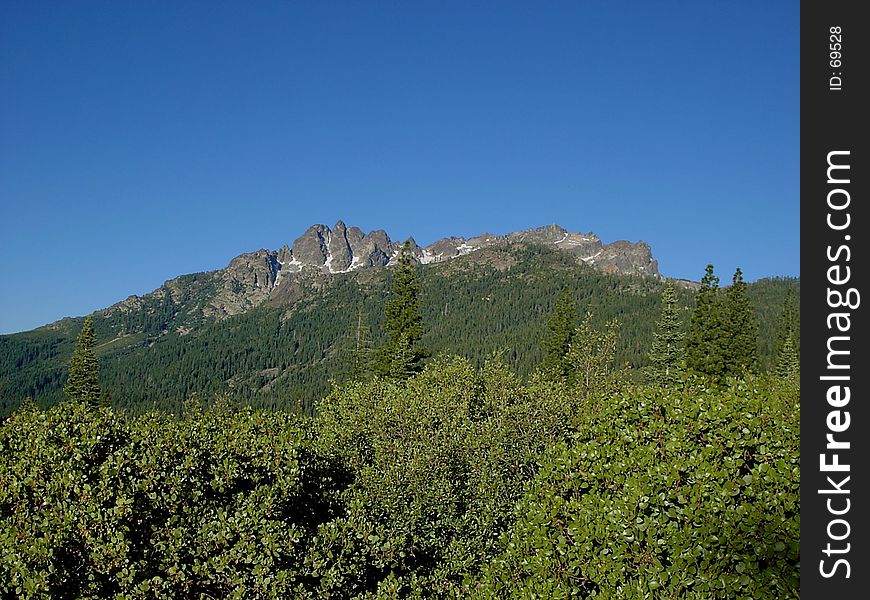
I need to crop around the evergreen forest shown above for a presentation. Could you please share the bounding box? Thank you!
[0,244,798,417]
[0,246,800,598]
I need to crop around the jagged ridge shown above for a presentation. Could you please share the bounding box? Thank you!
[103,222,659,332]
[278,221,657,276]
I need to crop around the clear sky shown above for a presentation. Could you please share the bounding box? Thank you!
[0,1,798,334]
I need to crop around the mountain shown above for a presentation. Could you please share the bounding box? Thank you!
[0,222,797,416]
[94,222,659,337]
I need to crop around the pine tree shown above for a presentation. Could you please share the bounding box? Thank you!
[64,316,101,405]
[685,264,727,380]
[773,288,800,378]
[775,289,800,359]
[723,268,759,376]
[775,334,800,380]
[541,287,578,378]
[648,281,685,386]
[374,242,428,377]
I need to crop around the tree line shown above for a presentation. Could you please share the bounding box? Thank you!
[58,249,800,410]
[0,243,799,417]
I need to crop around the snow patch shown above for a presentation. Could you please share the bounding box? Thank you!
[282,257,305,273]
[419,249,439,264]
[324,233,336,273]
[387,248,402,266]
[273,258,286,288]
[330,254,366,274]
[581,250,603,263]
[456,243,474,255]
[554,232,569,244]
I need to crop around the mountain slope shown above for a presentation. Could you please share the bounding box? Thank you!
[1,236,798,416]
[86,222,660,340]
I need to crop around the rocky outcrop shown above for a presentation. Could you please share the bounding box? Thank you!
[102,221,664,333]
[292,224,329,267]
[356,229,394,267]
[327,221,353,272]
[226,250,280,290]
[417,224,657,277]
[590,240,658,276]
[427,237,465,260]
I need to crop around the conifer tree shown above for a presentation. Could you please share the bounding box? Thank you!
[541,287,578,378]
[648,281,685,386]
[723,268,759,376]
[685,264,727,380]
[64,316,101,405]
[775,289,800,359]
[775,334,800,380]
[374,242,428,377]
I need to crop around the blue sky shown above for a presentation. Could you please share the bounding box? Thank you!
[0,1,798,334]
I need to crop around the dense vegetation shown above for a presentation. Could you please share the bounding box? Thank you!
[0,244,798,416]
[0,253,800,597]
[1,366,799,598]
[0,370,800,598]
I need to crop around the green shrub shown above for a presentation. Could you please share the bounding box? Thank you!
[0,366,800,599]
[311,356,576,597]
[477,378,800,599]
[0,401,348,598]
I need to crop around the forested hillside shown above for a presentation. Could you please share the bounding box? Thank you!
[0,244,798,416]
[1,241,801,598]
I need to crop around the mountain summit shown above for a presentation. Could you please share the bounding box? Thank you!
[277,221,656,276]
[102,222,659,327]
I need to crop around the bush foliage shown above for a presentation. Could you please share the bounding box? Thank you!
[1,361,799,598]
[0,401,347,598]
[476,377,799,599]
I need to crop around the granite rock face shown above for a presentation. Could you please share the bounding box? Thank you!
[104,221,664,330]
[355,229,395,268]
[417,224,656,276]
[591,240,658,276]
[292,224,329,267]
[226,250,280,290]
[427,237,464,259]
[277,221,660,282]
[327,221,353,272]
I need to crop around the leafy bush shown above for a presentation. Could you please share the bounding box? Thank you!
[1,367,800,598]
[476,378,800,598]
[311,356,576,597]
[0,401,348,598]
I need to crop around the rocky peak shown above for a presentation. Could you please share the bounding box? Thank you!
[513,224,569,243]
[355,229,394,268]
[273,221,661,279]
[104,220,666,333]
[327,221,353,272]
[591,240,658,276]
[346,226,365,246]
[292,224,330,267]
[226,250,280,288]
